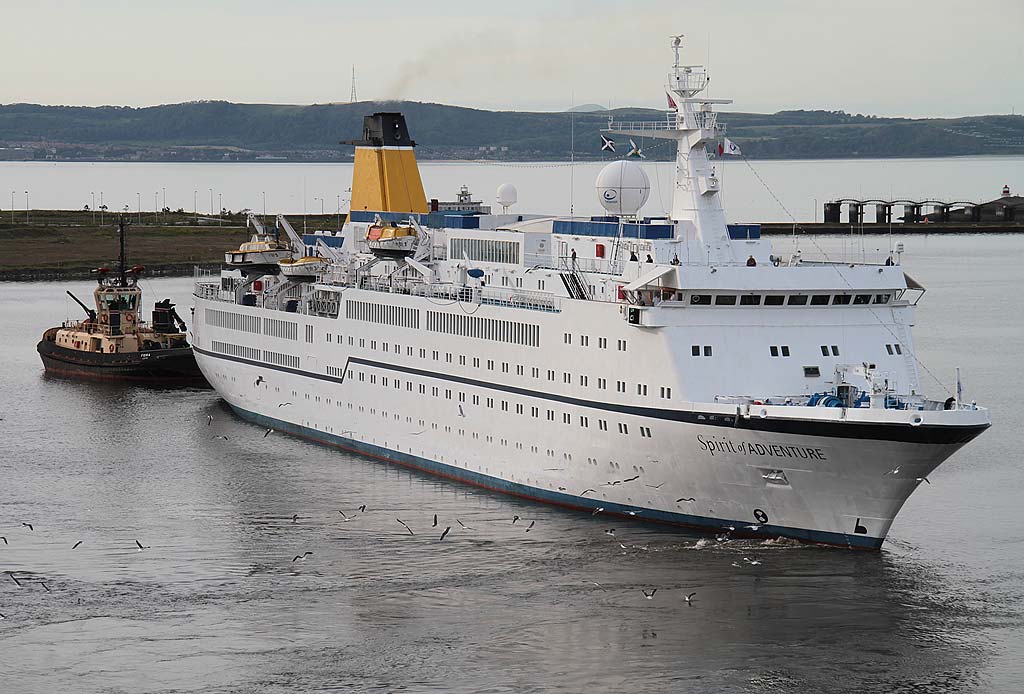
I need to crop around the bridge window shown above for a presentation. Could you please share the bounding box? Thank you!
[764,295,785,306]
[714,295,737,305]
[787,295,808,306]
[740,295,761,305]
[810,295,830,305]
[690,294,712,306]
[874,294,891,304]
[853,294,872,305]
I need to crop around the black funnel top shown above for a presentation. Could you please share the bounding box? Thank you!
[342,112,416,147]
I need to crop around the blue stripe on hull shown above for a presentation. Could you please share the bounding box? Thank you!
[226,403,884,550]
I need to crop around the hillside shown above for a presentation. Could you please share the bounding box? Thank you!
[1,101,1022,162]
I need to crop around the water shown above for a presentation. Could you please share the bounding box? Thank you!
[1,156,1021,223]
[2,178,1024,690]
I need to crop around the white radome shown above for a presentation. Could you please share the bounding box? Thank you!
[595,161,650,216]
[496,183,518,209]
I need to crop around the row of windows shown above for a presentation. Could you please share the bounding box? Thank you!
[820,345,840,357]
[264,316,299,341]
[689,292,893,307]
[263,349,300,369]
[691,345,713,357]
[563,334,626,351]
[350,369,654,438]
[449,237,521,265]
[885,343,904,355]
[211,340,260,361]
[426,310,539,348]
[345,300,420,330]
[206,308,261,334]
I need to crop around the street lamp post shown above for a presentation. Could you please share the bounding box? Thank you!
[154,192,159,224]
[100,191,104,225]
[218,193,222,226]
[262,191,266,223]
[162,187,166,212]
[12,190,16,224]
[25,190,29,223]
[193,190,198,223]
[137,192,141,222]
[209,188,214,216]
[91,191,96,224]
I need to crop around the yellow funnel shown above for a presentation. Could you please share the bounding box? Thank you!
[345,113,428,214]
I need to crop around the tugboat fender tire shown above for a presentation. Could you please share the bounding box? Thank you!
[108,344,115,353]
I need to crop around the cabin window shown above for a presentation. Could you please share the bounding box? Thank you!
[886,344,894,354]
[703,346,712,357]
[764,295,785,306]
[803,366,821,377]
[787,295,808,306]
[714,295,737,305]
[853,294,872,305]
[895,344,903,354]
[820,345,829,356]
[833,295,852,305]
[810,295,830,305]
[771,345,779,357]
[831,345,839,356]
[781,346,790,357]
[874,294,891,304]
[740,295,761,305]
[692,345,700,356]
[690,294,712,305]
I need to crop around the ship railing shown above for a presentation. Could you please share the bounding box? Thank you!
[687,111,718,131]
[605,118,677,132]
[193,265,217,279]
[193,281,223,302]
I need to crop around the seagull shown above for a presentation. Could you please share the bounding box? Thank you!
[676,497,695,503]
[291,514,299,523]
[917,477,931,484]
[255,375,264,386]
[557,486,567,491]
[432,514,438,528]
[358,505,367,512]
[525,521,536,532]
[206,415,213,426]
[135,539,150,551]
[40,582,50,592]
[619,543,628,549]
[213,435,229,440]
[887,466,901,476]
[731,561,742,568]
[512,515,520,525]
[627,139,646,159]
[0,613,5,619]
[396,519,414,535]
[410,430,427,436]
[645,482,666,489]
[456,519,473,530]
[744,525,762,531]
[722,525,736,531]
[337,510,354,522]
[592,507,604,516]
[439,526,451,541]
[0,536,6,545]
[590,581,605,590]
[278,402,292,407]
[263,428,274,438]
[6,571,21,587]
[580,489,596,496]
[641,589,657,600]
[21,522,33,531]
[743,557,762,565]
[458,404,465,417]
[605,529,616,537]
[627,511,642,516]
[292,551,313,562]
[622,475,640,483]
[72,541,83,549]
[600,134,616,152]
[683,592,697,604]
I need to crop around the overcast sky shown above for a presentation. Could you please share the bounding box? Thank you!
[2,0,1021,117]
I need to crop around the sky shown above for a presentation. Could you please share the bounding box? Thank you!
[1,0,1021,118]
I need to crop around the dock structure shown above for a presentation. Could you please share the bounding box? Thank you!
[822,185,1023,227]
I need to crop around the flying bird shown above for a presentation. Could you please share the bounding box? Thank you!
[358,505,367,512]
[605,529,616,537]
[525,521,536,532]
[592,507,604,516]
[580,489,596,496]
[6,571,21,587]
[622,475,640,483]
[645,482,666,489]
[255,375,264,386]
[432,514,438,528]
[292,551,313,562]
[456,519,473,530]
[40,582,50,592]
[337,510,354,522]
[0,536,6,545]
[641,589,657,600]
[213,435,229,440]
[291,514,299,523]
[627,511,642,516]
[72,541,83,550]
[627,139,646,159]
[743,557,762,565]
[683,592,697,604]
[21,522,33,531]
[263,428,274,438]
[600,134,616,152]
[676,497,695,503]
[278,402,292,407]
[458,404,465,417]
[135,539,150,551]
[206,415,213,426]
[396,519,414,535]
[439,526,451,541]
[590,581,605,590]
[917,477,931,484]
[512,515,520,525]
[744,525,762,531]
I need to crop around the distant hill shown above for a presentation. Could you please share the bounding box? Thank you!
[568,103,609,113]
[1,101,1022,162]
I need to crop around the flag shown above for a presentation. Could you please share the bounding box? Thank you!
[716,142,724,157]
[723,138,742,156]
[666,92,678,111]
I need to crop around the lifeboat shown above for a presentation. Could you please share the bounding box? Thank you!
[224,234,293,266]
[278,256,327,278]
[365,223,418,258]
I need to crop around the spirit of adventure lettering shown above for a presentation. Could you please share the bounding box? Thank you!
[696,434,827,461]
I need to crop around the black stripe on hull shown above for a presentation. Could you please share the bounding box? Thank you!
[38,341,209,386]
[193,344,988,445]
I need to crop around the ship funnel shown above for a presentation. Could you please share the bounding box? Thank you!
[343,112,428,214]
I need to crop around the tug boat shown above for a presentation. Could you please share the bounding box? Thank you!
[37,217,207,385]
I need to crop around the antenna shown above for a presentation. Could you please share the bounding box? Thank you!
[350,65,357,103]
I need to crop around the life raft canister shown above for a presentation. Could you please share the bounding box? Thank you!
[108,344,115,353]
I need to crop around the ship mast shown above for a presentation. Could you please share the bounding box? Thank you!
[117,215,128,287]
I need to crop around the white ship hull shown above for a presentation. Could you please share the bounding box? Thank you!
[192,292,987,549]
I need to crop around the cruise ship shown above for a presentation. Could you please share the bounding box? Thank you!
[192,38,989,549]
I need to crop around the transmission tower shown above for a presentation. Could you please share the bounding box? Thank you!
[349,65,357,103]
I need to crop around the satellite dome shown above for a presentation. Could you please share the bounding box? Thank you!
[595,161,650,216]
[496,183,518,209]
